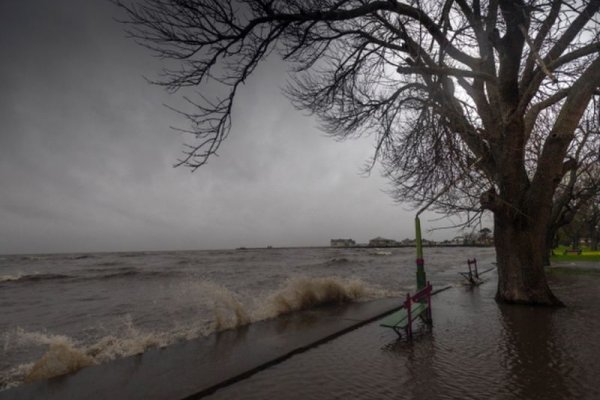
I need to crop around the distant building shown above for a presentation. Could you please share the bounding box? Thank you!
[330,238,356,247]
[368,237,400,247]
[401,238,436,246]
[448,233,493,246]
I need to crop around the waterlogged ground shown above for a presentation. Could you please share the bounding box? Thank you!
[0,247,496,390]
[2,249,599,399]
[206,266,600,400]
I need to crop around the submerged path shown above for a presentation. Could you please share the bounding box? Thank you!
[4,267,600,400]
[2,293,445,400]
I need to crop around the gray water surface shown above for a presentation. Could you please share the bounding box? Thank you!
[1,247,495,389]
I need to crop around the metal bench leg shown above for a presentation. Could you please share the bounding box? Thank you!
[393,326,403,338]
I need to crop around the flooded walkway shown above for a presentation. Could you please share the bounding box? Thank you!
[207,269,600,400]
[0,298,407,400]
[3,267,599,400]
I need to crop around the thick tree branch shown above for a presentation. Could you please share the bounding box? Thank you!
[520,1,600,112]
[524,88,571,140]
[529,57,600,208]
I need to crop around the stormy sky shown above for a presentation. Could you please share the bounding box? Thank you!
[0,0,465,254]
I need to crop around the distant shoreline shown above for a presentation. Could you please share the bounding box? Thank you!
[1,244,495,257]
[237,244,495,250]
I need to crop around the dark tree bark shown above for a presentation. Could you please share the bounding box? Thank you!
[114,0,600,305]
[495,211,561,305]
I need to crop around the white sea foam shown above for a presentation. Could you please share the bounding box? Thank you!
[25,342,95,383]
[210,285,252,331]
[0,363,33,390]
[0,274,23,283]
[1,329,93,386]
[1,321,175,388]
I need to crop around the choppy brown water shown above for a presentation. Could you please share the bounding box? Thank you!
[205,267,600,400]
[0,247,496,389]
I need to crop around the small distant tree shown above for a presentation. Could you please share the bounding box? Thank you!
[461,229,478,246]
[543,103,600,263]
[586,201,600,251]
[560,211,587,249]
[479,227,492,244]
[559,192,600,251]
[114,1,600,305]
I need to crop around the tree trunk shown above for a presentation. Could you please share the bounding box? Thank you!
[494,212,564,306]
[591,232,599,251]
[542,228,556,267]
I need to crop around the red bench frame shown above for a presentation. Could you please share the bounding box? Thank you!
[404,282,433,339]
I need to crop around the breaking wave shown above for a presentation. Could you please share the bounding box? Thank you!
[1,319,182,389]
[325,257,351,265]
[202,276,378,331]
[262,276,367,318]
[0,273,73,284]
[97,269,181,281]
[1,276,393,390]
[69,255,96,260]
[0,269,182,285]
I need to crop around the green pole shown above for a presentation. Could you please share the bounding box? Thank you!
[412,158,482,291]
[415,216,426,290]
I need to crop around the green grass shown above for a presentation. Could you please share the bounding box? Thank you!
[552,254,600,262]
[550,245,600,262]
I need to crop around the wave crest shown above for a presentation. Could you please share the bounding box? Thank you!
[0,273,72,284]
[265,276,366,317]
[202,282,251,332]
[3,319,174,387]
[25,342,94,383]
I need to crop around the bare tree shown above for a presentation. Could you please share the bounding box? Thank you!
[558,185,600,251]
[543,103,600,264]
[114,0,600,305]
[579,198,600,251]
[586,200,600,251]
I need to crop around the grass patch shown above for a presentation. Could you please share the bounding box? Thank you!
[550,246,600,262]
[551,254,600,262]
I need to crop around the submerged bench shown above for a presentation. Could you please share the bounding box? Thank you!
[459,258,482,286]
[380,282,432,339]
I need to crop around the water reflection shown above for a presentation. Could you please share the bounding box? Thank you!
[498,303,574,400]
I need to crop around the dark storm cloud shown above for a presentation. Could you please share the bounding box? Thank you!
[0,0,457,254]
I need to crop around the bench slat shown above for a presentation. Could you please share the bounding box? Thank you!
[380,302,428,329]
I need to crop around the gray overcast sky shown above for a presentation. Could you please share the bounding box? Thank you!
[0,0,466,254]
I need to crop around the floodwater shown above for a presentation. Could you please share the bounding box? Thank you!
[2,248,599,399]
[205,266,600,400]
[0,246,495,390]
